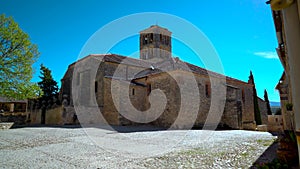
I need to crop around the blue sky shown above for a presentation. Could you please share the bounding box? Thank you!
[0,0,283,102]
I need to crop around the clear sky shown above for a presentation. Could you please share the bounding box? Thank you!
[0,0,283,102]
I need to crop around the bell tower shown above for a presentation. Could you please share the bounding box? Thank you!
[139,25,172,61]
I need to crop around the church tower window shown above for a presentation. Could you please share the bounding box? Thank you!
[139,25,172,61]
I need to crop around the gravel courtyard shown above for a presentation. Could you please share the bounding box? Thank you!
[0,126,277,169]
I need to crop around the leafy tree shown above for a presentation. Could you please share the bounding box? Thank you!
[0,14,41,100]
[249,71,262,125]
[264,89,273,115]
[38,64,58,102]
[275,108,282,115]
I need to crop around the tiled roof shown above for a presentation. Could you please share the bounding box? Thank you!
[62,54,152,80]
[0,96,27,103]
[63,54,250,85]
[102,54,152,68]
[140,25,172,36]
[133,57,250,85]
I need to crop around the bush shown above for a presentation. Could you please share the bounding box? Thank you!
[286,103,293,111]
[275,108,281,115]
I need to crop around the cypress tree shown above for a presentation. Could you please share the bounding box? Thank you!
[249,71,262,125]
[38,64,58,102]
[264,89,273,115]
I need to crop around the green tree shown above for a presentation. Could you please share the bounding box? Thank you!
[275,108,282,115]
[38,64,58,101]
[0,14,41,100]
[264,89,273,115]
[249,71,262,125]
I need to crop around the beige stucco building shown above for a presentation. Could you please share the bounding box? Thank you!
[271,9,295,131]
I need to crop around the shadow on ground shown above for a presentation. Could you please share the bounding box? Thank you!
[11,123,168,133]
[250,141,278,168]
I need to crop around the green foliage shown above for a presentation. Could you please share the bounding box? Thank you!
[38,64,58,101]
[0,14,41,100]
[264,89,273,115]
[275,108,281,115]
[249,71,262,125]
[285,103,293,111]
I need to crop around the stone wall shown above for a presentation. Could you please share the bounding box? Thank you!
[30,109,41,124]
[258,98,269,125]
[0,113,27,125]
[103,77,121,125]
[221,86,241,129]
[45,107,64,125]
[59,55,256,130]
[268,115,284,132]
[226,80,255,130]
[146,72,180,128]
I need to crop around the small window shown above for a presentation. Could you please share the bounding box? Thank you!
[242,89,245,102]
[95,81,98,93]
[276,118,278,122]
[205,83,211,98]
[147,84,151,96]
[150,33,153,43]
[166,36,169,45]
[132,88,135,95]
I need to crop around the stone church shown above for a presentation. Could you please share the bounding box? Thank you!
[33,25,268,129]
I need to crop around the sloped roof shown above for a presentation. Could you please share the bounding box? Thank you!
[133,57,250,85]
[0,96,27,103]
[62,54,152,80]
[62,54,250,85]
[140,25,172,36]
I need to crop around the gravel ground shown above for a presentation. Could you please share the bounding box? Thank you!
[0,126,277,168]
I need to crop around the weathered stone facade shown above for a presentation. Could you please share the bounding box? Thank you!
[258,97,269,125]
[276,73,294,130]
[0,97,28,125]
[36,25,268,130]
[268,115,284,132]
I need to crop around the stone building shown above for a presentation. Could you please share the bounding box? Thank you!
[0,96,28,125]
[271,10,294,130]
[258,97,269,125]
[56,25,266,130]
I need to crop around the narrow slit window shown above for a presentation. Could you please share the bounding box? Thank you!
[242,89,245,102]
[147,84,151,96]
[205,83,211,98]
[95,81,98,93]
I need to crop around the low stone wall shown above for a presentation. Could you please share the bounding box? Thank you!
[30,109,41,124]
[258,98,268,125]
[45,107,64,125]
[268,115,284,132]
[0,113,27,125]
[243,121,256,130]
